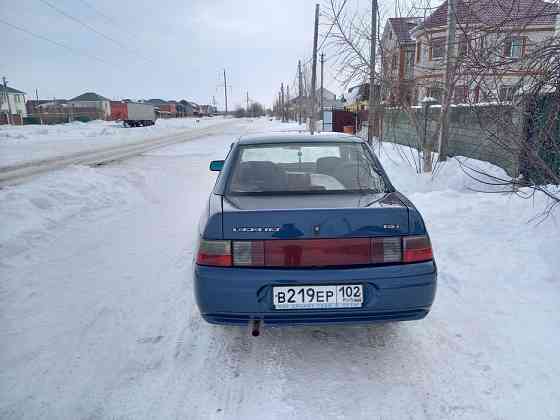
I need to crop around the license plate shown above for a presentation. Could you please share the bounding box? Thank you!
[273,285,363,310]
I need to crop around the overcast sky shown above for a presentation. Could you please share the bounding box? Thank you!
[0,0,369,109]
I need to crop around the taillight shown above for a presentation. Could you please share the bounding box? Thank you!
[196,236,433,267]
[196,240,232,266]
[403,235,433,263]
[371,237,402,263]
[232,241,264,266]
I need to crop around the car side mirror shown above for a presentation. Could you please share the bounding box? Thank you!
[209,160,224,171]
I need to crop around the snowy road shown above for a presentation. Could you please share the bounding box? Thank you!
[1,119,559,420]
[0,119,237,187]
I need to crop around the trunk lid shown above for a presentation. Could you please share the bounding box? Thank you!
[222,192,409,240]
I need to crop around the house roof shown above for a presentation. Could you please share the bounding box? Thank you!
[422,0,558,29]
[0,85,25,95]
[388,17,420,43]
[144,98,168,106]
[69,92,110,101]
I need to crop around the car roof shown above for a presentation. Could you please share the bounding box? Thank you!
[237,132,364,145]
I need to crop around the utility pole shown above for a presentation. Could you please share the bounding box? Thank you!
[286,85,290,121]
[438,0,457,162]
[298,60,303,125]
[310,3,320,134]
[246,91,250,116]
[367,0,378,144]
[36,88,43,125]
[281,83,286,122]
[320,52,325,131]
[2,77,13,125]
[223,69,228,115]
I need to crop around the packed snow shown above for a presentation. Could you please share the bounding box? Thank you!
[0,117,229,168]
[1,118,559,419]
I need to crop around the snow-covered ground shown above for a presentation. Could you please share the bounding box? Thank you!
[1,119,559,419]
[0,117,229,168]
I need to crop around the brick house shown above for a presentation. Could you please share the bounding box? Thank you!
[380,17,421,105]
[381,0,558,105]
[411,0,558,103]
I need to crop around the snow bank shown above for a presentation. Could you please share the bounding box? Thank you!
[0,118,559,419]
[0,165,144,259]
[368,139,510,195]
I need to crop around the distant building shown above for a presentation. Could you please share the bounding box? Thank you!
[199,104,217,116]
[344,83,381,112]
[26,99,68,115]
[317,87,345,110]
[177,100,199,116]
[144,99,176,117]
[1,85,27,124]
[68,92,111,119]
[144,98,168,107]
[288,88,345,116]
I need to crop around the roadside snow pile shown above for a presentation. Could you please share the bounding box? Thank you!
[0,117,228,168]
[0,165,144,259]
[375,140,512,195]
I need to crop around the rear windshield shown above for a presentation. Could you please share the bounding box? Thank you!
[227,142,389,195]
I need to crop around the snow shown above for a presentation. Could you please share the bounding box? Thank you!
[0,117,229,168]
[1,118,559,419]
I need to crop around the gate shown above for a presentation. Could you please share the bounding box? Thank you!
[332,110,356,133]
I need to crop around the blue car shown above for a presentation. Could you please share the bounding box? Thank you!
[194,133,436,335]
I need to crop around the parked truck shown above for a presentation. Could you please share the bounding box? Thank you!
[123,103,156,127]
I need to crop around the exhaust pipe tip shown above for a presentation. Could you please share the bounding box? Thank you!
[249,319,262,337]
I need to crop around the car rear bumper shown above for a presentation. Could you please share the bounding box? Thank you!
[193,261,437,326]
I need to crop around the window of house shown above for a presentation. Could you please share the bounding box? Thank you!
[430,38,445,60]
[404,50,415,79]
[427,87,443,102]
[504,36,524,58]
[389,30,393,40]
[454,85,469,103]
[391,55,398,71]
[479,34,487,51]
[416,42,422,63]
[458,35,471,57]
[498,85,517,101]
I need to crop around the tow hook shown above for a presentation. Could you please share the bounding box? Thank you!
[249,319,262,337]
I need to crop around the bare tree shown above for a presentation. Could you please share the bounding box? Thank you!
[323,0,443,172]
[442,0,560,210]
[323,0,559,210]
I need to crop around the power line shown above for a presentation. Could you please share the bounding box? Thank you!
[37,0,150,62]
[0,18,111,65]
[76,0,147,46]
[77,0,119,25]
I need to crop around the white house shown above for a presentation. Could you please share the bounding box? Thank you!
[0,85,27,120]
